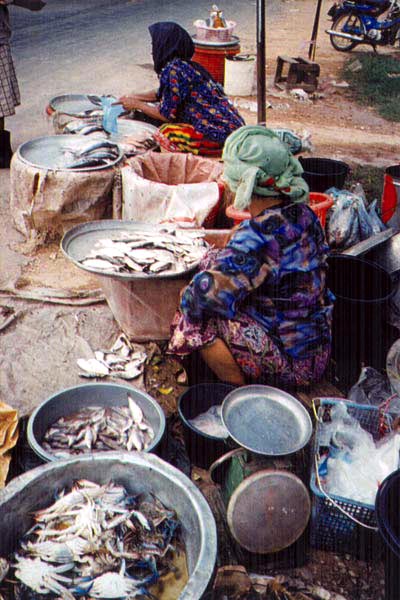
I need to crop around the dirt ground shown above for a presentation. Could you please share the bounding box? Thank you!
[235,0,400,167]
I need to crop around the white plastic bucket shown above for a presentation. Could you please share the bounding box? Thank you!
[224,54,256,96]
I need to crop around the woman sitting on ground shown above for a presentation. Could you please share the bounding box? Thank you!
[168,125,335,388]
[118,21,245,156]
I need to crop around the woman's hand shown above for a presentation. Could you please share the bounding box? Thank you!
[118,95,142,111]
[117,95,169,124]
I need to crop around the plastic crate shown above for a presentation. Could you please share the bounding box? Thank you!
[310,398,392,557]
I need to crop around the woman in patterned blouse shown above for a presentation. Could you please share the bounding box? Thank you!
[168,126,335,388]
[118,21,244,155]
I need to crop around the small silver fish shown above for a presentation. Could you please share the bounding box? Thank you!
[67,158,108,169]
[81,258,120,271]
[78,140,119,156]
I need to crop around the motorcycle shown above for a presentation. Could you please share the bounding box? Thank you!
[326,0,400,51]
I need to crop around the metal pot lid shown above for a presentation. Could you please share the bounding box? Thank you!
[61,220,208,280]
[49,93,117,116]
[17,135,123,172]
[192,34,240,47]
[227,469,311,554]
[221,385,313,456]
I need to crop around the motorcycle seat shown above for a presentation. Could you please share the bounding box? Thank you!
[362,0,390,7]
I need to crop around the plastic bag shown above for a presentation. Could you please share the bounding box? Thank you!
[101,97,124,135]
[368,199,387,234]
[348,366,394,407]
[319,401,400,504]
[325,431,400,505]
[189,405,229,439]
[271,128,313,155]
[326,187,386,250]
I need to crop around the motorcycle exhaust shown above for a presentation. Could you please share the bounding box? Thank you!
[325,29,364,41]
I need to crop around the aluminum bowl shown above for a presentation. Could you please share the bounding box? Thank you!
[0,452,217,600]
[27,383,166,462]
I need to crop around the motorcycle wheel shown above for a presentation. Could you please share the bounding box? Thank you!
[330,12,365,51]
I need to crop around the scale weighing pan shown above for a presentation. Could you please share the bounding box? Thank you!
[221,385,312,456]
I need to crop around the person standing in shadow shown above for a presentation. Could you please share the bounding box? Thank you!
[0,0,46,168]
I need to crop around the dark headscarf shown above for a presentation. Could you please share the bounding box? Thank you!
[149,22,195,75]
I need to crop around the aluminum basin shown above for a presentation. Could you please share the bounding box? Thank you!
[0,452,217,600]
[27,383,166,462]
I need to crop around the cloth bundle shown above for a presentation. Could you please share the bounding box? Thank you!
[222,125,309,210]
[0,401,18,487]
[155,123,223,156]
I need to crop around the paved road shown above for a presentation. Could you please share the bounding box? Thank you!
[7,0,277,146]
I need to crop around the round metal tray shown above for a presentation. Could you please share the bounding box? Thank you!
[221,385,313,456]
[49,93,115,116]
[192,34,240,47]
[17,135,123,171]
[61,220,206,280]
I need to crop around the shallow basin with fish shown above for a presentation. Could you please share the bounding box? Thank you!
[49,93,117,117]
[0,452,217,600]
[17,135,124,172]
[61,221,210,340]
[27,383,166,463]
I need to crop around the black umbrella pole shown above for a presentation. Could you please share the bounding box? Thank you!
[257,0,266,125]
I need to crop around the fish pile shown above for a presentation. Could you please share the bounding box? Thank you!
[77,333,146,380]
[61,139,121,169]
[42,394,155,458]
[63,119,105,136]
[1,479,183,599]
[63,121,158,155]
[80,228,208,276]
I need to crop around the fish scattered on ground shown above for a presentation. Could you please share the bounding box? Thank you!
[1,480,183,599]
[42,393,155,457]
[80,227,209,276]
[77,333,147,380]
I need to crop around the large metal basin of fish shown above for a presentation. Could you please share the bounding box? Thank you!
[27,383,166,462]
[0,452,217,599]
[61,220,208,341]
[17,135,123,172]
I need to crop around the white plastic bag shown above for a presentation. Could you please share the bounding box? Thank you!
[189,405,229,439]
[321,402,400,504]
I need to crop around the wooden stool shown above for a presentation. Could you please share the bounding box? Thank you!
[274,55,320,93]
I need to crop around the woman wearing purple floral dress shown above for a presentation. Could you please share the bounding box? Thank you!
[168,126,335,388]
[118,22,244,155]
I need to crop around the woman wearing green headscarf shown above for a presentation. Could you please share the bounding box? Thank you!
[168,125,334,387]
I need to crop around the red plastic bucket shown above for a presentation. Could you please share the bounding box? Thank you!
[308,192,334,228]
[193,43,240,84]
[225,204,251,225]
[381,165,400,224]
[225,192,333,228]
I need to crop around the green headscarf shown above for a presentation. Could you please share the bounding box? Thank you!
[222,125,309,210]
